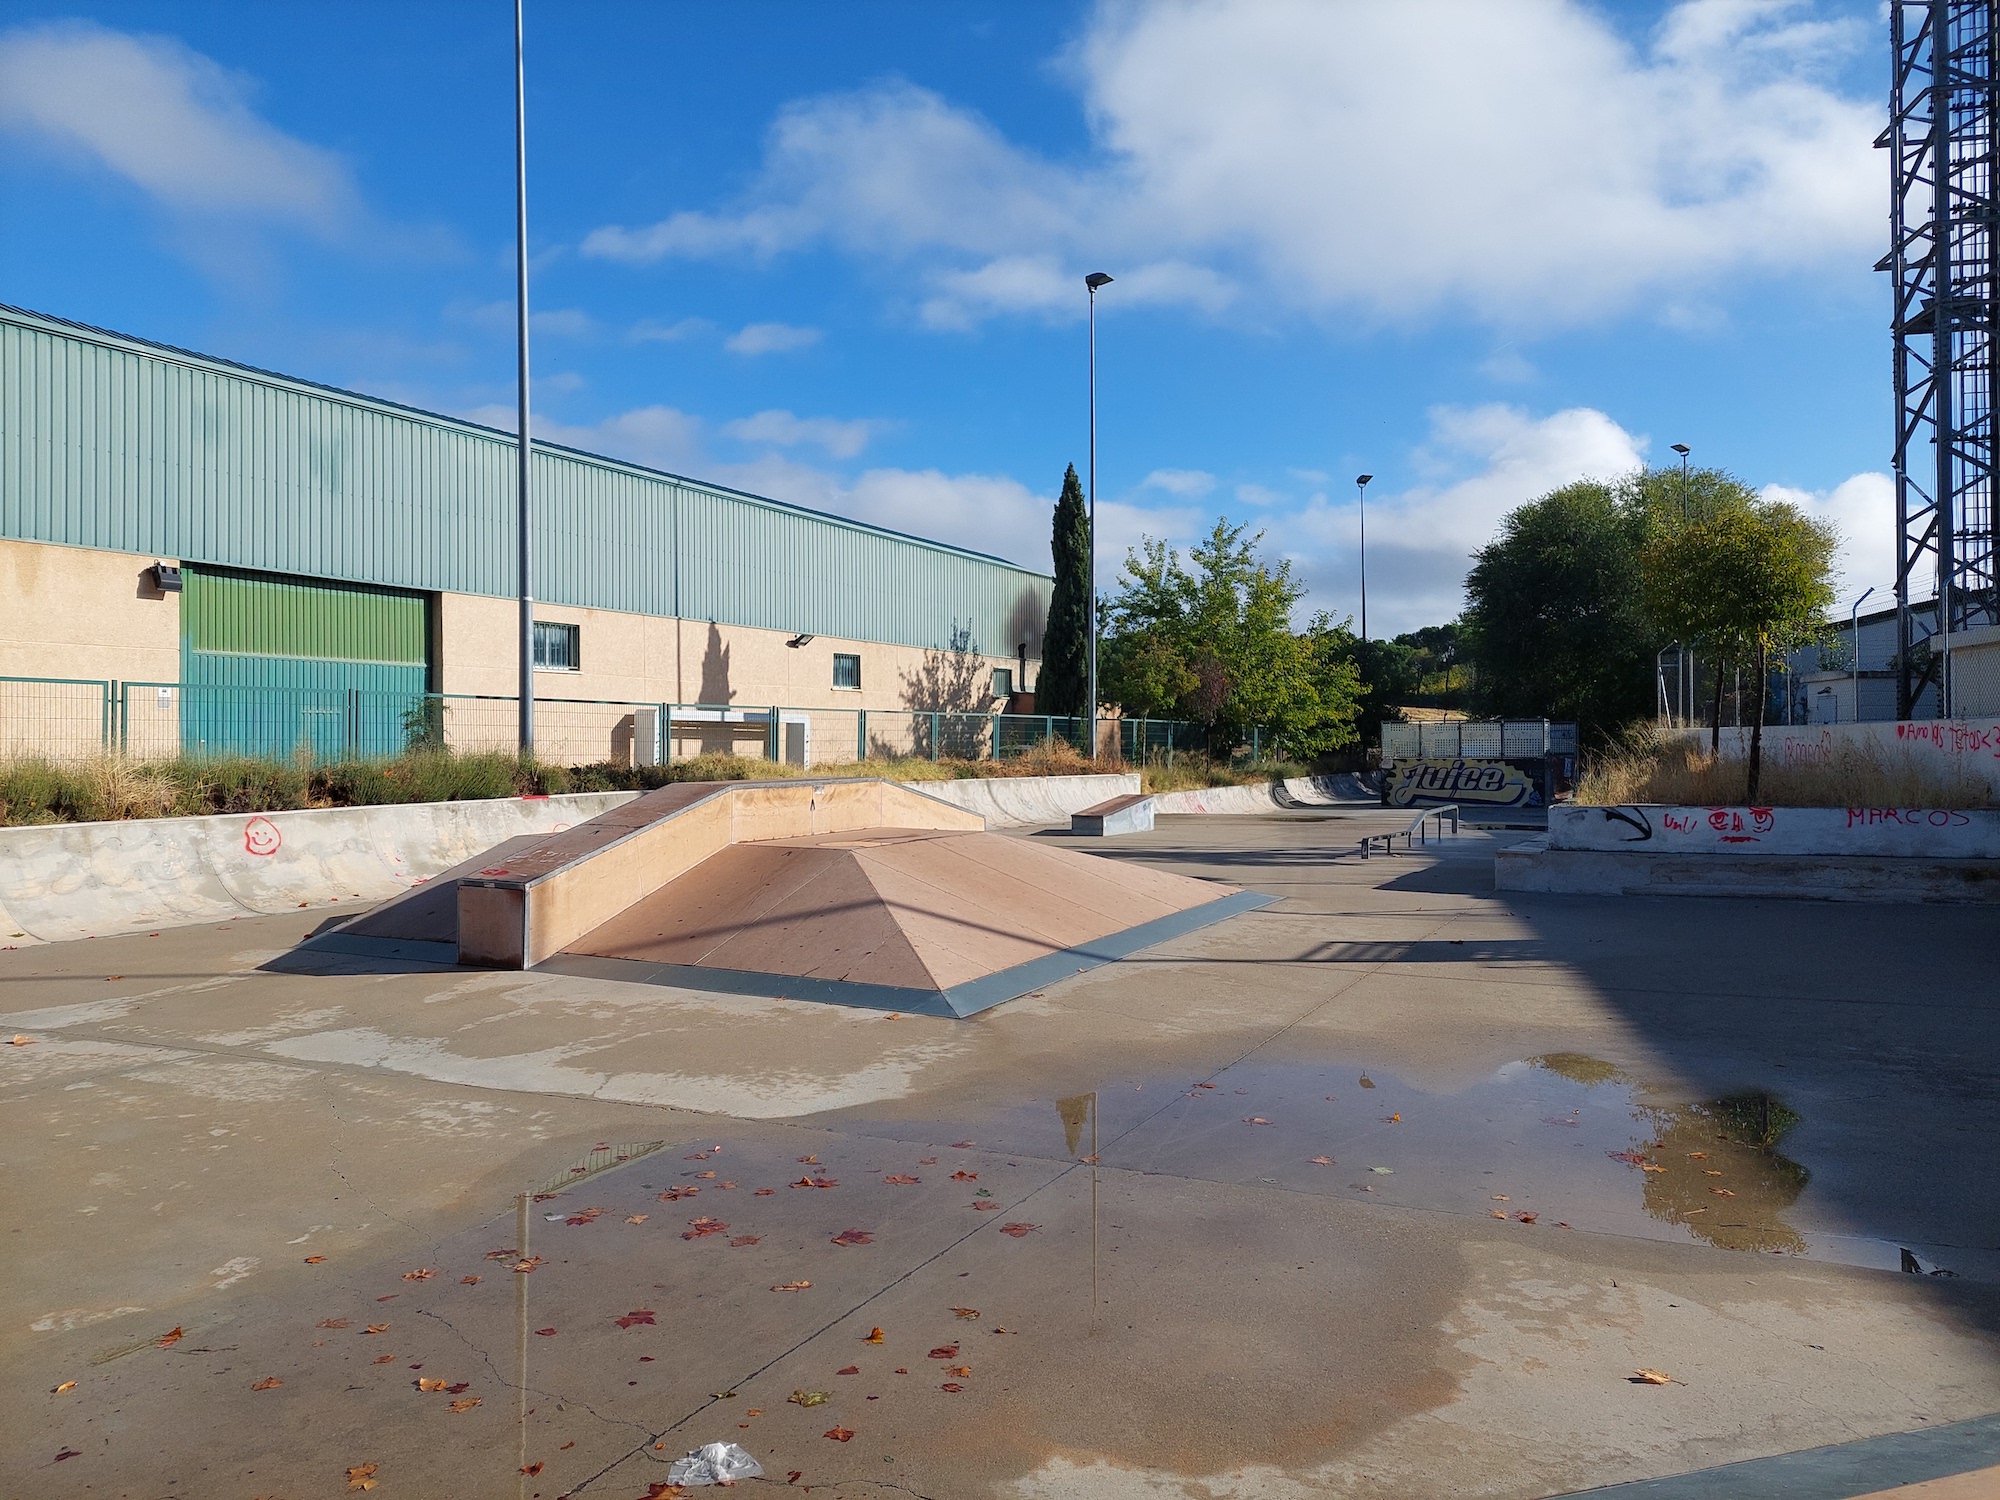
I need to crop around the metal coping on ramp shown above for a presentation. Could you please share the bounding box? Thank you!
[1553,1411,2000,1499]
[538,889,1272,1019]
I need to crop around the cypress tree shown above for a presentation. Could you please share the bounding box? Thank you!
[1038,463,1091,717]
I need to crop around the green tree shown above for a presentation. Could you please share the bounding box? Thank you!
[1462,481,1655,743]
[1639,499,1837,801]
[1100,519,1361,757]
[1038,464,1091,719]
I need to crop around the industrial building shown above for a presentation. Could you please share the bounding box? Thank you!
[0,304,1051,766]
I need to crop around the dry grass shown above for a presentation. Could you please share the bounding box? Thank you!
[1575,729,1996,808]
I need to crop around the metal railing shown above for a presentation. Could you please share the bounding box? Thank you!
[1379,719,1576,761]
[0,679,1228,770]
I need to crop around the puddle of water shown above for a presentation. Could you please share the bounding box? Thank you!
[834,1055,1988,1280]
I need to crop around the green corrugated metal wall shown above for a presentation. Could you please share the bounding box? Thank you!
[179,565,430,760]
[0,305,1051,657]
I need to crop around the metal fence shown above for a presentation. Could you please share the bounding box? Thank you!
[0,676,1223,770]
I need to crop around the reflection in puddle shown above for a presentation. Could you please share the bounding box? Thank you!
[1531,1057,1810,1255]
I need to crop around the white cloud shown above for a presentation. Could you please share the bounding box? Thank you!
[0,20,356,231]
[1143,468,1215,498]
[722,408,884,460]
[1761,472,1895,604]
[627,316,712,343]
[468,402,706,475]
[1289,404,1648,635]
[724,321,822,355]
[581,0,1877,328]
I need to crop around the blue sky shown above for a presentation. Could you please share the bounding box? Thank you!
[0,0,1893,637]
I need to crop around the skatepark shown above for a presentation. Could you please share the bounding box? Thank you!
[4,788,1996,1498]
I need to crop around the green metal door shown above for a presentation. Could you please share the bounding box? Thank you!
[179,566,430,761]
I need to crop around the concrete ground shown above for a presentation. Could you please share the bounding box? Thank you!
[2,809,1996,1499]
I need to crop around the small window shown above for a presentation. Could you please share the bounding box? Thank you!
[832,652,861,690]
[533,620,580,671]
[991,667,1013,699]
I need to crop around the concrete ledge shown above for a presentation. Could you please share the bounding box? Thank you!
[1553,803,2000,858]
[1070,793,1156,836]
[1498,835,2000,903]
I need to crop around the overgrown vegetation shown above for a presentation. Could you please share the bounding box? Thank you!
[0,741,1304,826]
[1573,725,1994,809]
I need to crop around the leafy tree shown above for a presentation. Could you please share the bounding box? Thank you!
[1462,481,1655,743]
[1100,519,1361,757]
[1639,499,1837,800]
[1347,636,1423,745]
[1038,464,1091,719]
[1393,621,1464,694]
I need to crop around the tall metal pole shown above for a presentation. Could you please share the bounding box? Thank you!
[513,0,535,754]
[1851,586,1876,722]
[1355,474,1372,640]
[1084,273,1112,759]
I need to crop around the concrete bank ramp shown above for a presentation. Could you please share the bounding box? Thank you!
[1149,776,1375,815]
[317,776,1267,1018]
[893,772,1138,827]
[0,792,637,946]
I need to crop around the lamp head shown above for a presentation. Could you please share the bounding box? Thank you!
[1355,474,1372,488]
[1084,272,1114,291]
[1670,443,1690,457]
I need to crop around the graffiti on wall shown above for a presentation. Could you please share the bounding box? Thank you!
[1386,758,1537,808]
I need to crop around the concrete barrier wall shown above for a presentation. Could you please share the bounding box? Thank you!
[1551,803,2000,858]
[0,792,638,945]
[898,773,1138,826]
[1671,720,2000,795]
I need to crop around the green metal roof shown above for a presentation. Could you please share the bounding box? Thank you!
[0,304,1051,657]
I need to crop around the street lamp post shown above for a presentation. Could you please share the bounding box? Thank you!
[1085,271,1113,760]
[513,0,535,754]
[1355,474,1373,641]
[1669,444,1691,720]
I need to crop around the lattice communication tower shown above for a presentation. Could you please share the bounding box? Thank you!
[1884,0,2000,717]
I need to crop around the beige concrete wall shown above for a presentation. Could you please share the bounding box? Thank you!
[435,591,1044,765]
[0,539,180,760]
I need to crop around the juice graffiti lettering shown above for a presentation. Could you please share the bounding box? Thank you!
[1386,758,1535,808]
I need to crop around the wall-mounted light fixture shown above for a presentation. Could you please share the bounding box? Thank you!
[786,633,814,648]
[150,562,183,593]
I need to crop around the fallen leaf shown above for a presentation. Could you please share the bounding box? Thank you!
[55,1448,82,1461]
[460,1274,481,1285]
[999,1222,1040,1236]
[535,1327,557,1336]
[304,1255,327,1264]
[1309,1155,1335,1166]
[1640,1163,1667,1173]
[799,1155,820,1164]
[1491,1194,1510,1201]
[659,1186,700,1201]
[449,1397,480,1412]
[789,1389,830,1407]
[1243,1116,1273,1125]
[865,1327,885,1343]
[754,1187,775,1196]
[884,1175,919,1184]
[772,1281,813,1292]
[402,1268,434,1281]
[446,1382,469,1394]
[947,1365,972,1377]
[929,1345,960,1359]
[54,1380,76,1393]
[729,1235,761,1247]
[694,1170,716,1179]
[1607,1149,1652,1167]
[824,1426,854,1442]
[788,1472,804,1484]
[1490,1210,1509,1219]
[1359,1074,1375,1088]
[615,1309,657,1328]
[484,1248,518,1260]
[1704,1170,1724,1177]
[252,1376,283,1390]
[1688,1151,1708,1160]
[950,1306,980,1319]
[747,1408,762,1416]
[951,1171,978,1181]
[317,1318,350,1329]
[641,1481,683,1499]
[1631,1369,1675,1385]
[520,1461,543,1476]
[7,1035,34,1046]
[895,1367,909,1374]
[372,1354,394,1364]
[376,1295,397,1302]
[1515,1212,1539,1224]
[950,1141,975,1148]
[1385,1114,1402,1123]
[346,1463,379,1491]
[941,1382,964,1392]
[364,1324,389,1335]
[417,1378,449,1392]
[512,1256,543,1274]
[683,1216,729,1239]
[837,1365,860,1375]
[158,1326,184,1347]
[972,1201,1001,1211]
[919,1157,938,1165]
[1710,1187,1737,1197]
[626,1214,649,1224]
[831,1228,874,1246]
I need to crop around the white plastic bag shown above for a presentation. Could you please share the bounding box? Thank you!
[666,1442,764,1487]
